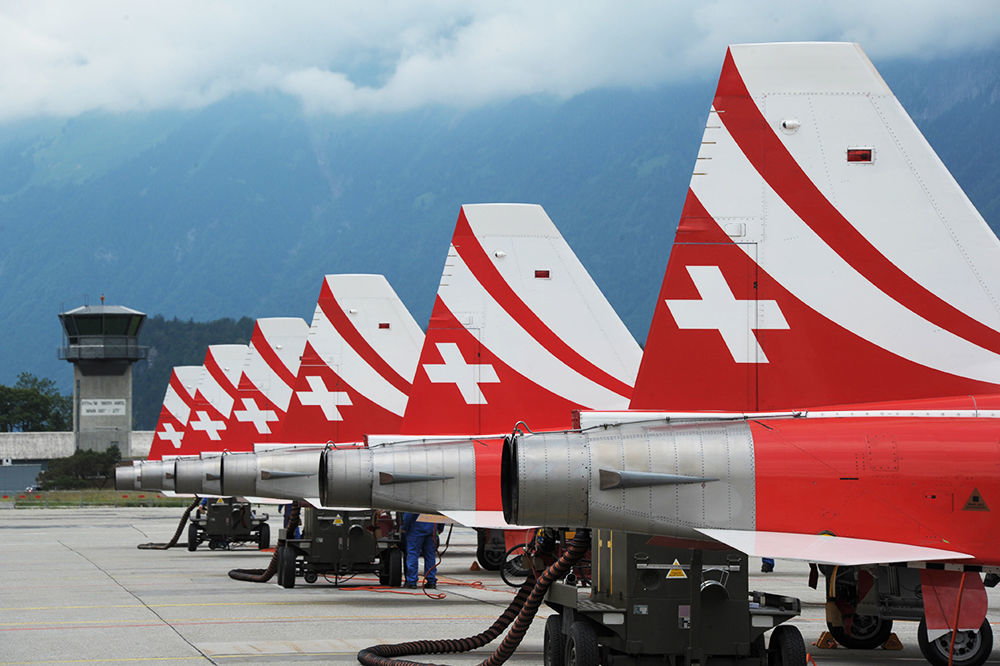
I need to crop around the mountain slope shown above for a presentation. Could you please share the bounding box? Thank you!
[0,50,997,391]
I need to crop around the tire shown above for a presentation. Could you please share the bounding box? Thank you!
[543,614,565,666]
[768,625,806,666]
[187,523,198,551]
[565,620,599,666]
[303,570,318,584]
[378,549,391,586]
[257,523,270,550]
[827,615,893,649]
[500,543,530,588]
[475,529,505,571]
[385,548,403,587]
[277,544,297,589]
[918,618,994,666]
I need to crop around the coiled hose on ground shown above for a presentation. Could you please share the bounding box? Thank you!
[228,502,302,582]
[356,530,590,666]
[137,497,201,549]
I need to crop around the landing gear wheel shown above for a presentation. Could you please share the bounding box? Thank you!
[257,523,270,550]
[277,544,297,589]
[543,614,565,666]
[500,543,530,588]
[768,625,806,666]
[828,615,893,649]
[565,620,599,666]
[303,570,319,584]
[377,548,402,587]
[475,530,505,571]
[918,618,994,666]
[187,523,198,551]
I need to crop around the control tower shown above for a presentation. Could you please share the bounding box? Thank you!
[58,303,148,454]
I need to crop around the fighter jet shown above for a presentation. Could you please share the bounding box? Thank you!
[221,274,424,503]
[316,203,642,566]
[502,42,1000,666]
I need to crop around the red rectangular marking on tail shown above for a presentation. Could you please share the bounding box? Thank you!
[534,269,551,279]
[378,322,391,330]
[847,148,873,163]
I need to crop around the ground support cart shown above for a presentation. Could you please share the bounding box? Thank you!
[543,530,804,665]
[187,497,270,551]
[276,508,403,588]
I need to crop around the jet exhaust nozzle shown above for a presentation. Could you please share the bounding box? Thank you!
[221,448,323,500]
[114,462,138,491]
[320,438,482,513]
[175,456,222,495]
[502,421,756,538]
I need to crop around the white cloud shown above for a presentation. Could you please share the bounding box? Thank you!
[0,0,998,121]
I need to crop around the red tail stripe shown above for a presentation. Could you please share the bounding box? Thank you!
[203,353,241,401]
[317,280,412,396]
[716,49,1000,355]
[452,210,634,399]
[169,371,195,401]
[250,325,299,388]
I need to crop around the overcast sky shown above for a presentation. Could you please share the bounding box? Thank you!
[1,1,999,122]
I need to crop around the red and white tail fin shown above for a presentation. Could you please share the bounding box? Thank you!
[226,317,309,449]
[278,274,423,444]
[177,344,249,454]
[401,204,642,435]
[632,42,1000,412]
[148,366,203,460]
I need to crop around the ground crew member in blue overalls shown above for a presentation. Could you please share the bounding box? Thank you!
[401,512,438,589]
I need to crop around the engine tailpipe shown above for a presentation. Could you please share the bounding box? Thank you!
[221,448,322,500]
[174,456,222,495]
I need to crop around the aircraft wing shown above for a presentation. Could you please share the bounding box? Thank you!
[695,528,973,566]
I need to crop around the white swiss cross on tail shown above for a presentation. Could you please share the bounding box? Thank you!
[188,411,226,440]
[233,398,279,434]
[157,422,184,449]
[296,375,352,421]
[423,342,500,404]
[665,265,788,364]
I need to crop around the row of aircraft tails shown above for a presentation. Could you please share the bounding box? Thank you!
[119,42,1000,663]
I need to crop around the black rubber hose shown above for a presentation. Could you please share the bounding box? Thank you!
[356,530,590,666]
[228,502,301,582]
[137,497,201,550]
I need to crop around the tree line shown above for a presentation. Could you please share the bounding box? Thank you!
[0,373,71,432]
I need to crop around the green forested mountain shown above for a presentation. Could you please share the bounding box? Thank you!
[132,315,255,430]
[1,49,998,394]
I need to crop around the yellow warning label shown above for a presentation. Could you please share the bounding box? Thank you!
[333,515,344,525]
[963,488,990,512]
[666,558,687,579]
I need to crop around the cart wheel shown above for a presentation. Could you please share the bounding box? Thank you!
[827,615,893,649]
[377,548,404,587]
[500,543,531,588]
[257,523,270,550]
[565,620,599,666]
[303,570,319,584]
[475,530,505,571]
[768,625,806,666]
[918,617,993,666]
[385,548,403,587]
[543,615,565,666]
[277,544,297,589]
[187,523,198,551]
[208,538,225,551]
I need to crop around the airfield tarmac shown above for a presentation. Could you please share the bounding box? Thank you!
[2,507,998,665]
